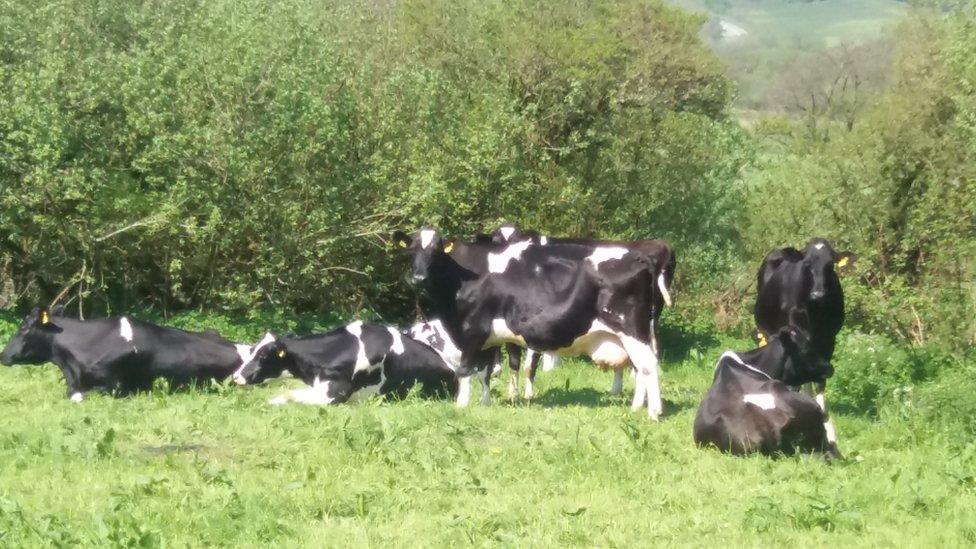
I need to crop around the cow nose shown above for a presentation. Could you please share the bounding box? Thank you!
[232,374,247,386]
[810,290,826,300]
[412,274,425,282]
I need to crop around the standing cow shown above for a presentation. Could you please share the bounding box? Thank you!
[754,238,855,456]
[0,307,248,401]
[694,308,839,458]
[489,224,675,399]
[393,227,663,419]
[231,321,458,405]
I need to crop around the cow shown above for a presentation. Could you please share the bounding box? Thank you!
[231,321,458,405]
[754,238,855,456]
[0,307,248,401]
[694,308,840,459]
[392,227,663,419]
[488,224,675,399]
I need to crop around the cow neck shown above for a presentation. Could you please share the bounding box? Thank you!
[281,344,319,385]
[725,339,791,382]
[44,316,95,389]
[717,351,773,381]
[420,251,471,341]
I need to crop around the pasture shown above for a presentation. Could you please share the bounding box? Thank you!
[1,311,973,546]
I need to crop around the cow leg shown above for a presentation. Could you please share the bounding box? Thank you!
[456,375,473,407]
[524,351,541,400]
[630,366,646,410]
[507,344,522,399]
[491,347,503,378]
[69,391,85,403]
[479,364,492,405]
[649,317,660,359]
[813,382,841,459]
[541,352,558,372]
[621,335,662,420]
[610,369,624,396]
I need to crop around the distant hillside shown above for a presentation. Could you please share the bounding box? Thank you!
[664,0,908,110]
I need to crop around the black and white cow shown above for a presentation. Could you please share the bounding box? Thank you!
[231,321,458,405]
[754,238,855,455]
[392,227,663,419]
[694,308,840,458]
[488,224,675,399]
[0,307,248,401]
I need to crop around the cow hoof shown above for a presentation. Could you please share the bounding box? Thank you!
[69,392,84,403]
[268,395,288,406]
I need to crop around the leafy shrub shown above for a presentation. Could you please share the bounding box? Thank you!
[830,332,949,416]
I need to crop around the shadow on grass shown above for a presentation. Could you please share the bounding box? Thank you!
[527,387,694,415]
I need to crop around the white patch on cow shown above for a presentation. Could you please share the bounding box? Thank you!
[743,393,776,410]
[409,319,461,370]
[550,319,629,368]
[488,318,526,346]
[814,242,825,250]
[539,236,548,245]
[533,265,542,275]
[487,241,532,273]
[234,344,252,364]
[386,327,405,355]
[657,272,673,308]
[272,376,337,406]
[631,370,646,410]
[586,246,628,268]
[815,393,826,410]
[232,332,276,384]
[611,369,624,395]
[346,321,372,373]
[420,229,435,249]
[499,226,515,241]
[524,374,534,399]
[119,317,134,341]
[69,392,84,403]
[456,375,473,407]
[541,353,558,372]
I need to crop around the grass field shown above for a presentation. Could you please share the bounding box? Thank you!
[1,312,975,546]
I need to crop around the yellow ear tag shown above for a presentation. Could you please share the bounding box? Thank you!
[757,332,767,347]
[837,256,849,268]
[398,240,408,248]
[277,349,286,358]
[40,311,49,325]
[443,242,454,253]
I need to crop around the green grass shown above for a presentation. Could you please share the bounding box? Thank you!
[1,314,975,546]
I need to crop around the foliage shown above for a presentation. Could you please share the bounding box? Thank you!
[0,0,745,320]
[740,8,976,349]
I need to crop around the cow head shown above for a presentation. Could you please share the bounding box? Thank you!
[775,307,834,385]
[392,227,454,284]
[232,333,291,385]
[0,307,62,366]
[802,238,856,301]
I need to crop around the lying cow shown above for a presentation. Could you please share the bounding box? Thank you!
[694,308,840,458]
[231,321,458,405]
[0,307,247,401]
[754,238,855,456]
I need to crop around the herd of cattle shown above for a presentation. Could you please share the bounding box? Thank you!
[0,225,854,458]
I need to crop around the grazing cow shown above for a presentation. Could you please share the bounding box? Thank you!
[694,308,840,458]
[754,238,855,455]
[231,321,458,405]
[489,224,675,399]
[0,307,247,401]
[392,227,663,419]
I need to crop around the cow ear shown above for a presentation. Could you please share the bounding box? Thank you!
[835,252,857,271]
[392,231,412,249]
[443,240,455,253]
